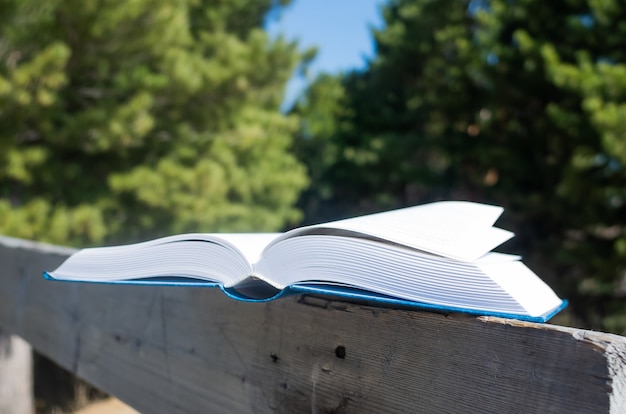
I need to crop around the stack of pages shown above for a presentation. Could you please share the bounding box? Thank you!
[45,201,566,322]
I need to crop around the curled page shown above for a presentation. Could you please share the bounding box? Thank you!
[270,201,511,262]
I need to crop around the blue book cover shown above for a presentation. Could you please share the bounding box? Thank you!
[43,272,567,323]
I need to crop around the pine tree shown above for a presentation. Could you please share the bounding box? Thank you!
[0,0,308,246]
[295,0,626,331]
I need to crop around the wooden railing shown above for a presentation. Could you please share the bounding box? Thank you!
[1,235,625,413]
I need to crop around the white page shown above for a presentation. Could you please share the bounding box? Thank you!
[323,201,511,261]
[48,233,279,286]
[256,234,561,317]
[479,261,563,317]
[216,233,281,263]
[269,201,511,262]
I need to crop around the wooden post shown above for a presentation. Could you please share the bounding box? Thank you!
[0,235,625,413]
[0,329,33,414]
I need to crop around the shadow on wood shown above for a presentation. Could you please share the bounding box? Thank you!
[1,235,625,413]
[33,352,108,413]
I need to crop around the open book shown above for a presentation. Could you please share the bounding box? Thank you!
[45,201,566,322]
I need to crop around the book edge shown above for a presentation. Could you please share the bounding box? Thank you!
[43,273,567,323]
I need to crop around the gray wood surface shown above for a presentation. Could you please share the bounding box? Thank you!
[1,235,626,413]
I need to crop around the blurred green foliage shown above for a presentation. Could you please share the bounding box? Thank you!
[0,0,308,246]
[295,0,626,332]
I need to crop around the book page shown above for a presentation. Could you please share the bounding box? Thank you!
[269,201,512,262]
[216,233,281,263]
[479,261,563,317]
[256,233,563,318]
[47,233,280,287]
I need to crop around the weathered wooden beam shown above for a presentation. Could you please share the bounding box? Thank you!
[0,235,625,413]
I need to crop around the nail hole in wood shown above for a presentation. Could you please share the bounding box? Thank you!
[335,346,346,359]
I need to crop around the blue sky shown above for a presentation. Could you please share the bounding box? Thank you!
[265,0,386,110]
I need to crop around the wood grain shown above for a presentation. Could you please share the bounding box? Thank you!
[1,235,625,413]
